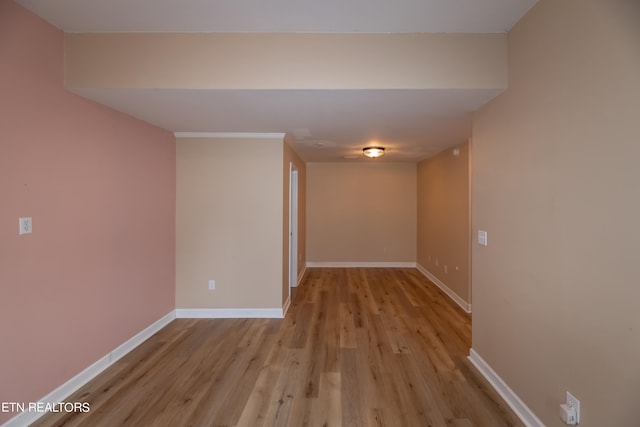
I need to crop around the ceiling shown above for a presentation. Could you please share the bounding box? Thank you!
[15,0,537,33]
[16,0,538,162]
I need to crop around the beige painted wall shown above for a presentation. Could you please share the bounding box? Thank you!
[417,142,470,303]
[282,139,307,304]
[307,162,416,263]
[65,33,506,90]
[176,137,284,309]
[472,0,640,426]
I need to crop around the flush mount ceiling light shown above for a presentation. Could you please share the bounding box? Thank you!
[363,147,385,158]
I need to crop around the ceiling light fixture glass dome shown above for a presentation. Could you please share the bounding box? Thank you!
[363,147,385,158]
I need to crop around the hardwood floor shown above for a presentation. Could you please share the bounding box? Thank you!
[32,268,523,427]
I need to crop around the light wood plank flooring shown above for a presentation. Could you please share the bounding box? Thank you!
[32,268,523,427]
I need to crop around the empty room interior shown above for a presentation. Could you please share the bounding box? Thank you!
[1,0,639,426]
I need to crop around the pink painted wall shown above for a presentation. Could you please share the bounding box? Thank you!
[0,2,176,423]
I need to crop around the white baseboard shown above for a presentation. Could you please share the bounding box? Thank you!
[415,263,471,313]
[306,262,417,268]
[295,266,307,287]
[468,349,544,427]
[1,311,175,427]
[282,296,291,317]
[175,308,284,319]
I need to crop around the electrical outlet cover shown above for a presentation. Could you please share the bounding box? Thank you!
[566,392,580,423]
[19,217,32,235]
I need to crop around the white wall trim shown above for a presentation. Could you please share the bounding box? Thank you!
[175,308,284,319]
[416,263,471,313]
[174,132,285,139]
[295,266,308,287]
[306,262,417,268]
[1,311,175,427]
[468,349,544,427]
[282,296,291,317]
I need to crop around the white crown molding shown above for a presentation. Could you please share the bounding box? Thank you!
[468,349,544,427]
[174,132,286,139]
[1,311,175,427]
[175,308,284,318]
[415,263,471,313]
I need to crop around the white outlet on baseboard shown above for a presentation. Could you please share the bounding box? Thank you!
[208,280,216,290]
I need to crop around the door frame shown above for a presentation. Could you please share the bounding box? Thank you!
[288,162,299,288]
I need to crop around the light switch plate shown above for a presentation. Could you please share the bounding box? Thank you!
[478,230,488,246]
